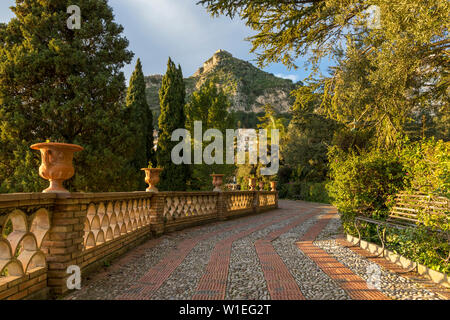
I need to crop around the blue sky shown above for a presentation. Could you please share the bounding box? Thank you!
[0,0,333,83]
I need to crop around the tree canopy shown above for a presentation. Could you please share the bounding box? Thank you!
[186,80,235,190]
[156,58,190,191]
[126,58,155,188]
[199,0,449,147]
[0,0,136,192]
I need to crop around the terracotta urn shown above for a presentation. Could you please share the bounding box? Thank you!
[210,174,224,192]
[248,177,257,191]
[270,181,277,192]
[258,181,264,191]
[30,142,83,194]
[141,168,163,192]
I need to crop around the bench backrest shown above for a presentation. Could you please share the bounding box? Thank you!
[388,192,449,226]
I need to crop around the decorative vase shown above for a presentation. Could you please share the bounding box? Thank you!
[258,181,264,191]
[210,174,224,192]
[141,168,163,192]
[248,177,257,191]
[30,142,83,194]
[270,181,277,192]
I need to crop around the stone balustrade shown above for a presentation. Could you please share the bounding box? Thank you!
[0,189,278,299]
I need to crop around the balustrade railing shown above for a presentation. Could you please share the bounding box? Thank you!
[163,192,218,221]
[0,189,277,299]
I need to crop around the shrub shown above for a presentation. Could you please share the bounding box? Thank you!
[399,138,449,197]
[327,146,406,234]
[328,138,449,273]
[387,227,449,274]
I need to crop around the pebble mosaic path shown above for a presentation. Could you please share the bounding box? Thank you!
[65,200,449,300]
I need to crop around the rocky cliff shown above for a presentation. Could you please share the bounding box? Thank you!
[145,49,300,117]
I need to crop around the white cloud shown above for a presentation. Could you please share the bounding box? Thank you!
[274,73,299,82]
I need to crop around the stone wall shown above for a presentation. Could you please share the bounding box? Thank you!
[0,190,278,299]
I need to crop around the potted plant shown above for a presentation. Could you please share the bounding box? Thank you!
[141,161,163,192]
[210,173,225,192]
[30,141,84,193]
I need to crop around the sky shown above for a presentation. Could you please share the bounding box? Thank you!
[0,0,333,83]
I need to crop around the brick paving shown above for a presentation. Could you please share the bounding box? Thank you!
[254,209,318,300]
[297,212,389,300]
[65,200,449,300]
[336,238,450,300]
[119,210,284,300]
[192,212,293,299]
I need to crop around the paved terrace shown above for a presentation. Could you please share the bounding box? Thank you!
[65,200,449,300]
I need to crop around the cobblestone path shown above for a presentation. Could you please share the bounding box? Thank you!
[65,200,449,300]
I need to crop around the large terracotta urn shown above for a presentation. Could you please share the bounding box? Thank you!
[248,177,257,191]
[270,181,277,192]
[141,168,163,192]
[30,142,83,194]
[210,174,224,192]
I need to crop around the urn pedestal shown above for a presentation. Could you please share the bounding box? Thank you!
[30,142,83,194]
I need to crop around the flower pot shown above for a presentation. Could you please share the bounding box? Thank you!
[210,174,225,192]
[141,168,163,192]
[248,177,257,191]
[30,142,83,194]
[270,181,277,192]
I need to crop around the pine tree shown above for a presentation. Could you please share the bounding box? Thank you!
[156,58,190,191]
[0,0,136,192]
[126,58,155,187]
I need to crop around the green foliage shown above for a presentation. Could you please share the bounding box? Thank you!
[257,104,288,141]
[399,138,449,197]
[185,80,235,190]
[156,58,190,191]
[387,227,449,274]
[0,0,137,192]
[327,147,406,234]
[331,127,373,154]
[328,138,449,273]
[198,0,366,69]
[279,181,331,204]
[233,111,263,128]
[126,58,155,190]
[199,0,449,148]
[283,86,339,182]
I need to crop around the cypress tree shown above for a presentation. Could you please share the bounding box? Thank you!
[0,0,135,192]
[156,58,190,191]
[185,80,235,190]
[126,58,155,186]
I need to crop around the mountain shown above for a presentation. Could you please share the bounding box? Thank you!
[145,49,300,121]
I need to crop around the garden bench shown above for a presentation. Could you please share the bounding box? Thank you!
[354,192,449,271]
